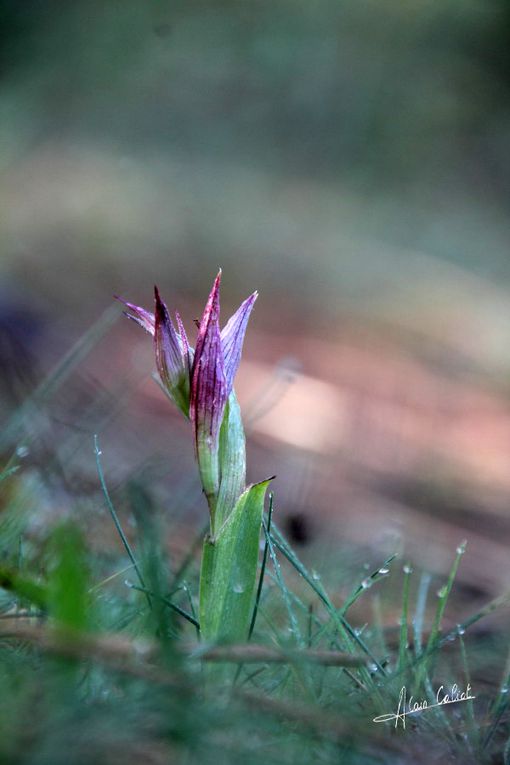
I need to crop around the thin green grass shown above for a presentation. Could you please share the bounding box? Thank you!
[339,553,397,617]
[94,434,150,607]
[0,338,508,764]
[414,541,466,690]
[0,304,120,453]
[398,563,412,673]
[248,494,273,640]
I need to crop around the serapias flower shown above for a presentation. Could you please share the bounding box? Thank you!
[117,271,257,517]
[118,272,269,643]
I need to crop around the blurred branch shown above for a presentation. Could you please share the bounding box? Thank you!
[0,622,364,667]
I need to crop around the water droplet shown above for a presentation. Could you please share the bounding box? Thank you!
[446,633,456,642]
[16,446,29,458]
[403,564,413,575]
[361,578,371,589]
[500,686,509,695]
[457,624,465,636]
[368,663,378,673]
[311,570,321,582]
[378,567,389,576]
[133,639,151,657]
[437,586,448,598]
[233,583,245,594]
[456,541,467,555]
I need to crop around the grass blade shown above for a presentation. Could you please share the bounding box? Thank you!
[339,553,396,617]
[270,523,386,677]
[127,583,200,629]
[94,435,149,608]
[248,492,273,640]
[1,304,120,451]
[398,563,412,673]
[415,541,466,689]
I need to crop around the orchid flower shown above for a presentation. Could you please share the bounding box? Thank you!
[118,272,269,644]
[117,271,257,523]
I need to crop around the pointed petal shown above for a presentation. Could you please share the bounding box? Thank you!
[154,287,182,380]
[114,295,155,335]
[190,271,228,514]
[175,310,195,389]
[175,311,191,355]
[191,271,227,440]
[220,291,257,395]
[154,287,190,416]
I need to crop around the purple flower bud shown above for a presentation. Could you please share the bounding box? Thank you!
[118,273,257,523]
[190,271,227,513]
[154,287,190,417]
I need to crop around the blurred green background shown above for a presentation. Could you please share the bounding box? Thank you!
[2,1,510,327]
[1,0,510,599]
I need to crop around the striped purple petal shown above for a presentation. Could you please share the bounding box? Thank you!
[190,271,228,512]
[175,310,193,366]
[191,271,227,443]
[154,287,190,416]
[221,291,258,396]
[115,296,155,335]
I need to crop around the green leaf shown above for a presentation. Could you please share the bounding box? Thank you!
[216,392,246,531]
[199,479,271,644]
[47,523,89,632]
[0,565,47,609]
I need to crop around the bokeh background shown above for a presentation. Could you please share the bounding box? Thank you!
[2,1,510,622]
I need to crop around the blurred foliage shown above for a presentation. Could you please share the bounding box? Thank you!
[1,0,509,184]
[0,465,508,764]
[1,0,510,325]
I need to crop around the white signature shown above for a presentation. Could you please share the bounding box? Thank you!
[373,684,475,729]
